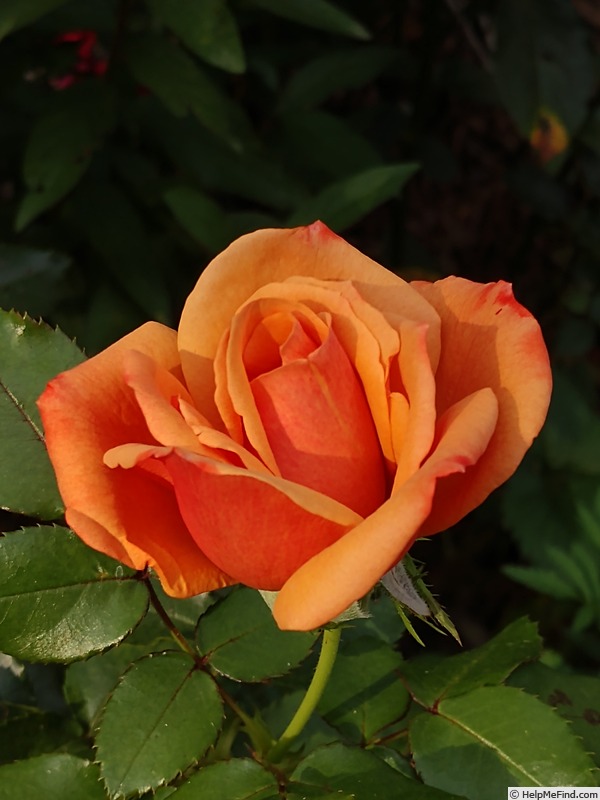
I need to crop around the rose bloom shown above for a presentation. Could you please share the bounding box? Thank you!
[38,223,552,631]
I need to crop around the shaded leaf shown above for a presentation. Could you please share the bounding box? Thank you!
[67,180,171,324]
[248,0,369,41]
[287,163,419,231]
[509,661,600,768]
[542,369,600,474]
[290,743,463,800]
[96,652,223,798]
[197,587,317,682]
[401,617,542,707]
[278,109,381,182]
[280,47,397,111]
[164,186,234,255]
[503,563,579,600]
[0,706,83,765]
[0,244,70,319]
[127,34,248,149]
[0,527,149,662]
[494,0,594,139]
[148,112,305,211]
[0,754,106,800]
[65,642,156,728]
[410,686,597,799]
[171,759,278,799]
[318,636,409,743]
[149,582,215,636]
[0,0,71,39]
[0,310,84,519]
[16,84,113,231]
[147,0,245,74]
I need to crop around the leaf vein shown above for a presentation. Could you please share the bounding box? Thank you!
[0,376,45,443]
[437,710,542,785]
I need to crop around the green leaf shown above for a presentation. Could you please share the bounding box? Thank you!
[197,587,317,682]
[147,790,178,800]
[16,85,113,231]
[67,180,171,324]
[0,706,84,764]
[149,582,215,636]
[0,310,84,519]
[127,34,249,149]
[0,0,71,39]
[96,653,223,798]
[280,47,397,111]
[542,369,600,474]
[290,743,464,800]
[0,244,70,319]
[410,686,597,798]
[148,112,305,211]
[278,110,381,182]
[401,617,542,707]
[164,186,234,255]
[318,636,409,743]
[494,0,594,137]
[287,163,419,231]
[248,0,369,41]
[0,754,106,800]
[501,457,573,562]
[147,0,245,74]
[170,759,278,799]
[509,661,600,767]
[503,563,579,600]
[65,642,155,728]
[0,527,149,662]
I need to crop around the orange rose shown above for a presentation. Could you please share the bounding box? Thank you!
[38,222,552,630]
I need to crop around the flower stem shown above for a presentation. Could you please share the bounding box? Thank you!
[268,626,342,763]
[145,577,199,662]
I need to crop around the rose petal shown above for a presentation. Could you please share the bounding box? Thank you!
[252,323,386,516]
[390,321,437,490]
[178,222,440,425]
[123,349,202,451]
[37,323,232,596]
[151,449,362,590]
[411,277,552,534]
[215,297,330,472]
[243,278,403,467]
[274,387,499,630]
[178,398,272,474]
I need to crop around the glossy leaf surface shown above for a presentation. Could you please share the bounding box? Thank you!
[197,588,317,681]
[0,527,148,662]
[96,652,223,798]
[0,310,84,519]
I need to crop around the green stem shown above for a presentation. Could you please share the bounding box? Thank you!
[268,627,342,762]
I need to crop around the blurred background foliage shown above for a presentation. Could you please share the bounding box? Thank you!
[1,0,600,668]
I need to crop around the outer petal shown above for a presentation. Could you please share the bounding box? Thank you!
[37,322,232,596]
[411,277,552,534]
[274,387,499,630]
[156,449,362,590]
[178,222,440,424]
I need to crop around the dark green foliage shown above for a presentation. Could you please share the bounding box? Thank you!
[0,527,149,661]
[197,587,317,682]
